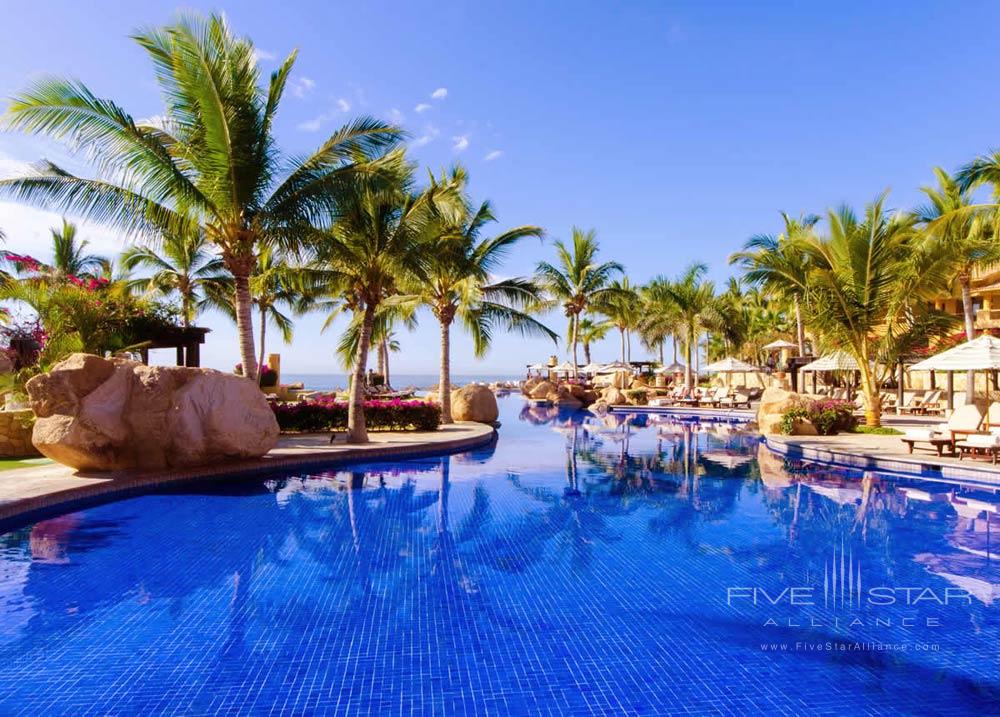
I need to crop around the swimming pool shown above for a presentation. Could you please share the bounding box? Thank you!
[0,396,997,715]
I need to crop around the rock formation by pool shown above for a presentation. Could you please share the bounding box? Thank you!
[26,353,279,471]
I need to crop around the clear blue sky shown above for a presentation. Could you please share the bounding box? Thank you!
[2,1,1000,376]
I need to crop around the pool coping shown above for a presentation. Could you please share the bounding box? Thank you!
[0,422,497,531]
[609,405,756,421]
[764,434,1000,488]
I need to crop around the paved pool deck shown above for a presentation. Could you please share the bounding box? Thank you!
[765,431,1000,487]
[0,422,496,528]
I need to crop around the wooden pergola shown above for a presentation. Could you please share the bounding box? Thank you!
[135,326,211,367]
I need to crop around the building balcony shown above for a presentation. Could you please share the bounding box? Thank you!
[974,308,1000,329]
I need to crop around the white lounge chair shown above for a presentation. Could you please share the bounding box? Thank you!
[900,404,983,456]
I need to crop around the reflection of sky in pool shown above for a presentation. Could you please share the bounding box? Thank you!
[1,396,998,715]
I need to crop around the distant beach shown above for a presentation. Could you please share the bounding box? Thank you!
[282,373,524,392]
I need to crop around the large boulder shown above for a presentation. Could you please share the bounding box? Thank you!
[26,353,279,471]
[522,376,544,396]
[527,380,555,399]
[548,384,583,409]
[601,386,627,405]
[756,387,801,436]
[450,384,499,423]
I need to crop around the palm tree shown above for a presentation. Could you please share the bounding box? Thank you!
[916,168,998,341]
[121,229,227,327]
[729,212,819,357]
[915,168,998,404]
[0,13,402,380]
[800,194,955,426]
[310,156,436,443]
[206,247,305,375]
[638,279,683,365]
[593,277,640,363]
[406,178,556,423]
[535,228,623,376]
[657,264,718,391]
[49,219,106,279]
[576,316,610,364]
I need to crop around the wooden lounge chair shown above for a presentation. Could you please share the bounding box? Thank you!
[900,404,983,456]
[956,429,1000,463]
[719,390,751,409]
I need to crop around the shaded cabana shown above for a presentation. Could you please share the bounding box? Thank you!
[797,351,860,396]
[136,325,210,367]
[910,335,1000,416]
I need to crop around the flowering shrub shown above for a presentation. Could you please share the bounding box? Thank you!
[272,398,441,433]
[0,319,48,369]
[779,398,857,435]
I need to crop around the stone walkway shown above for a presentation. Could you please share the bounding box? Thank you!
[0,423,496,526]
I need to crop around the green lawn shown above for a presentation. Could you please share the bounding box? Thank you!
[0,457,53,472]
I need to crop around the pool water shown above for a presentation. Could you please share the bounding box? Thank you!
[0,397,998,715]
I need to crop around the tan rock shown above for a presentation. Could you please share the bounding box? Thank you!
[528,380,555,399]
[26,353,278,471]
[756,387,801,436]
[450,384,499,423]
[522,377,544,396]
[601,387,627,405]
[548,385,583,408]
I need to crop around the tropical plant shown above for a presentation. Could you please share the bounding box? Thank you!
[638,279,683,365]
[403,170,556,423]
[799,194,956,426]
[0,13,402,381]
[576,316,610,364]
[48,219,107,279]
[656,264,719,390]
[592,277,639,364]
[534,228,623,376]
[309,155,436,443]
[729,212,818,356]
[121,228,227,327]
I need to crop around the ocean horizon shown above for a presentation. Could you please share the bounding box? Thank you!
[282,372,524,392]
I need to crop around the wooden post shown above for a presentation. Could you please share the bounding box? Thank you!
[186,341,200,367]
[896,362,904,415]
[176,346,185,366]
[929,370,936,390]
[139,348,149,365]
[947,371,954,411]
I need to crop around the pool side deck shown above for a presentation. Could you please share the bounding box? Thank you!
[765,432,1000,487]
[0,422,496,527]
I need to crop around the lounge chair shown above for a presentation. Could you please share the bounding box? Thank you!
[956,428,1000,463]
[900,390,941,415]
[900,404,983,456]
[702,387,730,407]
[719,390,751,409]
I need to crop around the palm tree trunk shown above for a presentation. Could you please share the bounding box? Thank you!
[257,305,267,379]
[961,275,976,405]
[376,338,386,378]
[658,340,664,365]
[672,333,678,364]
[626,329,632,363]
[583,341,592,365]
[182,290,192,328]
[794,294,805,356]
[619,328,626,364]
[382,340,391,389]
[232,271,258,381]
[571,313,580,377]
[685,326,694,392]
[347,303,376,444]
[439,318,453,424]
[860,362,882,428]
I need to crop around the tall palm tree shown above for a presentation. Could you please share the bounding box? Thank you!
[206,247,306,375]
[406,177,556,423]
[729,212,819,356]
[657,264,718,391]
[800,194,955,426]
[49,219,106,279]
[121,229,227,327]
[311,156,436,443]
[638,278,683,366]
[0,13,402,380]
[534,228,623,376]
[593,277,640,363]
[915,168,998,341]
[577,316,610,364]
[915,168,999,404]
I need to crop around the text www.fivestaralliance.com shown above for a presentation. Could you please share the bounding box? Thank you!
[760,642,939,652]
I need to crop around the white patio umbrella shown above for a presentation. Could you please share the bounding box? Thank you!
[909,335,1000,372]
[654,361,687,374]
[762,339,798,351]
[703,357,757,373]
[579,362,604,375]
[552,361,577,373]
[596,361,630,374]
[910,335,1000,423]
[797,351,860,372]
[703,357,756,388]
